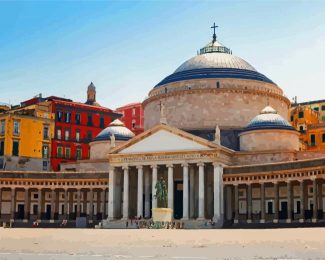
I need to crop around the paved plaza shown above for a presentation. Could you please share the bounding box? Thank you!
[0,228,324,259]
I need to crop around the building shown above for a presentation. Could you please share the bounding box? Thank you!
[115,103,144,136]
[0,102,54,171]
[50,83,121,171]
[292,99,325,122]
[290,103,325,151]
[1,25,325,228]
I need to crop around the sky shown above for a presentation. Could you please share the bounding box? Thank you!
[0,1,325,109]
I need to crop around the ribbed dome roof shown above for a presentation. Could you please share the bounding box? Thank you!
[94,119,135,141]
[243,106,295,132]
[154,35,274,88]
[174,52,257,73]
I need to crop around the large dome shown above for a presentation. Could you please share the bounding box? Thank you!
[155,39,274,88]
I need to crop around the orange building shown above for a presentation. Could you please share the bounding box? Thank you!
[290,104,325,151]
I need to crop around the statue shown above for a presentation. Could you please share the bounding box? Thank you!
[110,133,116,148]
[154,177,168,208]
[214,125,220,145]
[159,102,167,125]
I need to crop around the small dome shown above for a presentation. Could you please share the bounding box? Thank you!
[243,106,295,132]
[94,119,135,141]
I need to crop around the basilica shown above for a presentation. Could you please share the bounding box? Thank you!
[1,26,325,228]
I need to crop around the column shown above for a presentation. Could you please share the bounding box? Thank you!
[122,166,129,220]
[213,163,223,224]
[96,190,101,218]
[299,180,304,223]
[89,189,94,220]
[273,182,279,223]
[247,183,252,223]
[286,181,292,223]
[198,162,205,219]
[0,187,2,219]
[76,189,81,218]
[234,184,239,223]
[24,188,30,221]
[51,189,56,220]
[144,167,151,218]
[189,166,195,218]
[108,167,116,220]
[83,191,87,216]
[100,189,105,218]
[37,189,42,219]
[151,165,158,209]
[312,178,318,222]
[10,188,16,220]
[64,189,68,219]
[137,165,144,218]
[167,164,174,210]
[69,190,73,218]
[260,183,265,223]
[182,163,189,220]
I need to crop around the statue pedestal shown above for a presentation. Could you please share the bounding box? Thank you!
[152,208,173,222]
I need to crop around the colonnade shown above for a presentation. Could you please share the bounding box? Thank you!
[108,162,224,224]
[0,187,108,222]
[232,178,324,224]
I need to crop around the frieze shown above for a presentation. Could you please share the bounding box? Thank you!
[109,151,219,164]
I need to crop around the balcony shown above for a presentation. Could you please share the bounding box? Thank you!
[53,137,91,144]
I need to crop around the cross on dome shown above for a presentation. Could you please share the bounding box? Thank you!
[211,22,218,43]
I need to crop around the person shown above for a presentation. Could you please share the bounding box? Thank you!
[60,219,67,227]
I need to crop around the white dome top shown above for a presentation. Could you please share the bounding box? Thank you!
[174,52,257,73]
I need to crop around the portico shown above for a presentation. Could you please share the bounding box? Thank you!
[106,124,231,224]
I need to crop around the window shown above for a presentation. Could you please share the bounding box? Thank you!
[42,145,49,158]
[57,147,63,158]
[100,117,105,128]
[76,130,80,142]
[216,81,220,88]
[87,131,92,141]
[298,111,304,118]
[33,193,38,199]
[0,120,5,135]
[56,111,62,122]
[43,125,49,139]
[0,140,4,156]
[310,134,316,146]
[13,120,20,136]
[313,107,319,112]
[322,105,325,111]
[299,126,304,132]
[322,133,325,143]
[132,119,136,129]
[64,112,71,123]
[12,140,19,156]
[57,129,62,140]
[75,113,81,124]
[76,148,82,160]
[322,116,325,122]
[65,129,70,141]
[42,160,48,171]
[87,115,92,126]
[132,108,136,116]
[290,116,293,122]
[65,147,71,159]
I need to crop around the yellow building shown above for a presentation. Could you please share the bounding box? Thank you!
[0,102,54,171]
[290,104,325,151]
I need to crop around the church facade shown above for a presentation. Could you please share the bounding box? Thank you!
[0,26,325,228]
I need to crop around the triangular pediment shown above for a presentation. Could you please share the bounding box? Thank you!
[110,124,217,154]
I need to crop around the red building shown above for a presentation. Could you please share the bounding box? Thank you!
[49,83,120,171]
[116,102,144,135]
